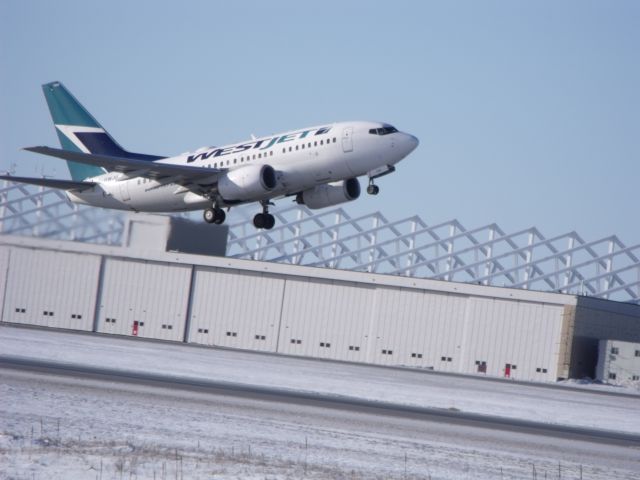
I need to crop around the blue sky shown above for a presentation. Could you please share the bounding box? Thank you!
[1,1,638,243]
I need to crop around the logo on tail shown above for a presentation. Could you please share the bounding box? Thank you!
[42,82,165,181]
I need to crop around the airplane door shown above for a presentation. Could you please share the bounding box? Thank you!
[119,180,131,201]
[342,127,353,153]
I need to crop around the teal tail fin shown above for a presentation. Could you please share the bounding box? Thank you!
[42,82,164,181]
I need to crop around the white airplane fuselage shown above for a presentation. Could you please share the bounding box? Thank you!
[67,121,418,212]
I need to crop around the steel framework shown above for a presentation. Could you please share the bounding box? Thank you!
[0,180,124,245]
[2,180,639,304]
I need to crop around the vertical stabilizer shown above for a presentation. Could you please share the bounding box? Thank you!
[42,82,163,181]
[43,82,112,181]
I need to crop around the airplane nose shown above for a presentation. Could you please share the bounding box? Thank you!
[403,133,419,153]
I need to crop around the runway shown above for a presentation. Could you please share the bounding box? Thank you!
[2,366,640,480]
[1,355,639,449]
[1,326,640,479]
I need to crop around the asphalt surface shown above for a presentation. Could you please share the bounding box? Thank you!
[2,355,639,448]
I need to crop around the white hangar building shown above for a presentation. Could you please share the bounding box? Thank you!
[1,213,639,382]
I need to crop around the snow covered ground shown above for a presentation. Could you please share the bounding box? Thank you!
[1,325,640,479]
[1,326,639,434]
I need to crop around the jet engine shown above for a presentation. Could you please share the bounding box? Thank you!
[296,178,360,209]
[218,164,277,201]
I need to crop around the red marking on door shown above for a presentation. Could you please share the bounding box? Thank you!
[132,321,139,336]
[504,363,511,378]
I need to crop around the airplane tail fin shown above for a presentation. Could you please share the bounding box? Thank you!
[42,82,163,181]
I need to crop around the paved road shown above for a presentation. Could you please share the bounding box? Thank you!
[2,355,639,448]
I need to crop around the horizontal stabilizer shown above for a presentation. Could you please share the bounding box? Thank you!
[24,146,221,180]
[0,175,96,191]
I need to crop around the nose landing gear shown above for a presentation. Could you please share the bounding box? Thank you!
[366,164,395,195]
[253,201,275,229]
[203,206,226,225]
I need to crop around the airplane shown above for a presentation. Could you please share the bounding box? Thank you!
[1,82,419,229]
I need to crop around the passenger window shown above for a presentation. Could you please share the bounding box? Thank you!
[270,151,273,156]
[233,158,237,164]
[289,147,292,152]
[258,153,262,158]
[320,140,324,145]
[282,148,286,153]
[333,138,337,143]
[308,142,311,148]
[301,144,305,149]
[314,141,317,147]
[296,145,299,150]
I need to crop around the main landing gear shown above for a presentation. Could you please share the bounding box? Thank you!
[203,206,226,225]
[253,202,275,230]
[203,202,275,229]
[366,179,380,195]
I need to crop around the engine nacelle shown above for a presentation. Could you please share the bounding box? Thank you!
[218,164,277,201]
[296,178,360,209]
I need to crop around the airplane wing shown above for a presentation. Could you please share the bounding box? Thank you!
[24,146,223,181]
[0,175,96,191]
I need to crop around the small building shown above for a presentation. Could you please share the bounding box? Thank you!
[596,339,640,384]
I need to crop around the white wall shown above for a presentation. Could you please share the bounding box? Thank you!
[367,288,467,369]
[278,277,375,361]
[96,258,191,341]
[188,267,284,352]
[0,247,9,323]
[2,247,98,331]
[461,298,565,380]
[596,339,640,383]
[3,238,617,382]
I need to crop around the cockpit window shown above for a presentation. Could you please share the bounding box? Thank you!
[368,125,398,136]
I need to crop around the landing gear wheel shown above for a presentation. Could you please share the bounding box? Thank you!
[253,213,275,230]
[203,207,226,225]
[264,213,275,230]
[367,184,380,195]
[203,208,216,224]
[213,208,226,225]
[254,201,276,229]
